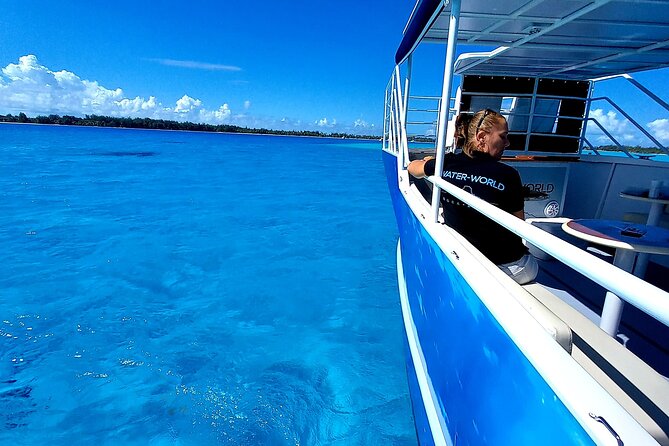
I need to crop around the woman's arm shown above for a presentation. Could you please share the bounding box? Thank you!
[512,209,525,219]
[408,156,435,178]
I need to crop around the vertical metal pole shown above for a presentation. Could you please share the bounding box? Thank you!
[394,89,404,168]
[580,81,595,155]
[389,72,397,153]
[404,55,413,138]
[394,66,410,169]
[600,249,636,336]
[383,87,388,152]
[524,78,539,153]
[431,0,461,223]
[390,92,397,153]
[448,87,463,151]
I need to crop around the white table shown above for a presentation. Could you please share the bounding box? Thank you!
[562,219,669,336]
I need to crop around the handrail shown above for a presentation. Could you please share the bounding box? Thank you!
[583,117,633,157]
[384,76,458,154]
[409,95,442,100]
[623,74,669,112]
[430,0,462,223]
[589,96,668,155]
[466,91,587,101]
[393,66,411,167]
[425,174,669,329]
[592,73,669,114]
[383,88,389,153]
[580,139,602,155]
[425,72,667,158]
[581,73,669,157]
[382,67,441,160]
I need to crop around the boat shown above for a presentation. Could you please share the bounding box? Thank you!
[382,1,669,444]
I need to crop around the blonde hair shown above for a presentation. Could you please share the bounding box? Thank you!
[453,113,473,149]
[462,109,505,156]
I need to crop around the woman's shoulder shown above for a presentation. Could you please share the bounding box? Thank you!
[497,162,523,186]
[499,160,521,174]
[449,151,470,162]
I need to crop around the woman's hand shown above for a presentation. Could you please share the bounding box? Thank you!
[408,156,435,178]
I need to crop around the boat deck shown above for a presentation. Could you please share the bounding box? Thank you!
[520,279,669,445]
[535,244,669,378]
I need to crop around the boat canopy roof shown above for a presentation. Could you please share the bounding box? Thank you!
[396,0,669,80]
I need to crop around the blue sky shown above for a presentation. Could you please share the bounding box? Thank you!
[1,0,668,142]
[0,0,415,135]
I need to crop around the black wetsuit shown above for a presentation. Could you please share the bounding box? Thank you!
[423,152,527,264]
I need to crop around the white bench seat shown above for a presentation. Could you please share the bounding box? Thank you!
[524,282,669,446]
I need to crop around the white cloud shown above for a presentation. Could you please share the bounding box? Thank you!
[648,118,669,144]
[200,104,231,123]
[0,55,382,135]
[587,108,636,144]
[0,55,235,125]
[3,55,52,83]
[174,94,202,113]
[587,108,669,146]
[354,118,374,128]
[317,117,337,127]
[116,96,158,113]
[146,58,242,72]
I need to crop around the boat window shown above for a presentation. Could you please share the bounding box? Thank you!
[460,75,590,155]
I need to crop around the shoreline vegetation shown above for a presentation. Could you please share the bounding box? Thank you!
[586,145,667,155]
[0,113,662,152]
[0,112,382,140]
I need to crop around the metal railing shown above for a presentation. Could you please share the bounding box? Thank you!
[383,67,410,168]
[405,95,441,142]
[388,71,669,160]
[384,63,464,159]
[423,174,669,331]
[583,74,669,157]
[384,66,669,335]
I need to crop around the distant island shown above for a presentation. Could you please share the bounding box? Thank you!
[2,113,663,153]
[589,144,667,155]
[0,112,380,140]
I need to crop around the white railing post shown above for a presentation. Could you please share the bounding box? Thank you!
[579,81,595,155]
[404,55,413,136]
[394,66,410,168]
[391,73,399,154]
[383,88,389,152]
[431,0,461,223]
[392,81,403,162]
[389,92,398,153]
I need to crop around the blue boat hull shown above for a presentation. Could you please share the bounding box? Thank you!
[382,150,595,445]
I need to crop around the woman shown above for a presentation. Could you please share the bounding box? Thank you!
[408,109,538,284]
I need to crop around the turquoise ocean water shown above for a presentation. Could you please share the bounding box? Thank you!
[0,124,415,445]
